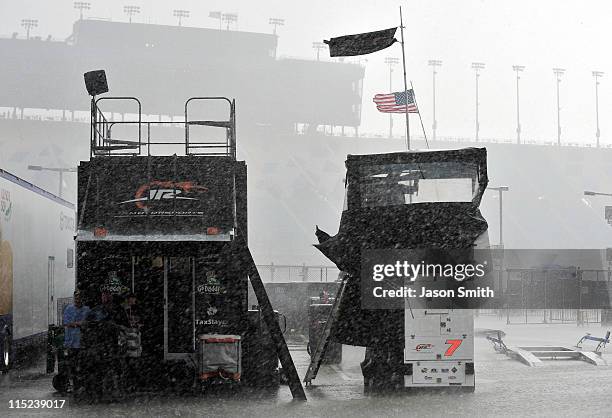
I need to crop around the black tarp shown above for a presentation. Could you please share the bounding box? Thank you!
[315,148,489,346]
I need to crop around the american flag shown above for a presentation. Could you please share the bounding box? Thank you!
[373,89,418,113]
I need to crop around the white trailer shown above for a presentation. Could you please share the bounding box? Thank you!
[0,168,75,371]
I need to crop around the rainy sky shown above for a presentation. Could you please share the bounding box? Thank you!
[0,0,610,145]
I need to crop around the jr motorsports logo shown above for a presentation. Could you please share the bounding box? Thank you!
[118,181,208,211]
[414,343,434,352]
[0,189,12,221]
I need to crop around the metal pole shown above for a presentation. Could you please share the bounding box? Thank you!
[433,66,437,141]
[596,76,600,147]
[429,60,441,141]
[499,188,503,246]
[516,71,520,143]
[59,170,63,198]
[476,71,479,142]
[553,68,565,146]
[389,63,393,138]
[557,75,561,145]
[399,6,410,150]
[593,71,603,147]
[385,57,399,138]
[410,81,429,148]
[472,63,484,141]
[513,66,524,144]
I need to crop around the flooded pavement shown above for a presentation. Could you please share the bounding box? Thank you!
[1,317,611,417]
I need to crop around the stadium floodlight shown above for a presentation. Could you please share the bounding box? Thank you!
[471,62,485,141]
[173,9,190,26]
[592,71,604,147]
[312,42,326,61]
[222,13,238,30]
[74,2,91,20]
[384,57,400,138]
[428,60,442,140]
[123,5,140,23]
[21,19,38,40]
[512,65,525,144]
[553,68,565,146]
[209,11,222,30]
[269,17,284,35]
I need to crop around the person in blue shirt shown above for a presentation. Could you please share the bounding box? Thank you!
[63,290,90,350]
[64,290,90,388]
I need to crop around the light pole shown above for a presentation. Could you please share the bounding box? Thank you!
[513,65,525,144]
[21,19,38,40]
[74,2,91,20]
[471,62,485,142]
[173,10,190,26]
[593,71,604,147]
[222,13,238,30]
[269,17,284,35]
[385,57,400,138]
[489,186,509,247]
[553,68,565,146]
[312,42,326,61]
[28,165,77,198]
[123,5,140,23]
[209,11,222,30]
[428,60,442,141]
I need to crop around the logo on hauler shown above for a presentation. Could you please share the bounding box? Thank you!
[118,181,208,210]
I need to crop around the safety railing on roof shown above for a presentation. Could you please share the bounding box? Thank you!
[90,96,236,158]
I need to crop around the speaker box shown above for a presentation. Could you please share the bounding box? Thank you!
[84,70,108,96]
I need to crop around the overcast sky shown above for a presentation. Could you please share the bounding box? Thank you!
[1,0,611,144]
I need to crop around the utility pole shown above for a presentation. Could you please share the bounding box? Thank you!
[593,71,604,147]
[471,62,485,142]
[173,9,190,26]
[312,42,326,61]
[21,19,38,39]
[73,2,91,20]
[553,68,565,146]
[385,57,399,138]
[123,5,140,23]
[428,60,442,141]
[513,65,525,144]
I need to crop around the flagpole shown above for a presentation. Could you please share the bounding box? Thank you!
[399,6,410,150]
[410,81,429,149]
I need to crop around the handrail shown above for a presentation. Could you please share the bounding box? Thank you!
[185,97,235,159]
[90,96,235,158]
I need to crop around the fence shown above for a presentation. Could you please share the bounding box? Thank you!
[256,264,340,283]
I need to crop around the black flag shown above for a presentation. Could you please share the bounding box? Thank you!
[324,27,397,57]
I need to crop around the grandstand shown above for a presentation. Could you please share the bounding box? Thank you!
[1,18,611,266]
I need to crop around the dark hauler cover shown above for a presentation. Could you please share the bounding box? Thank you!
[324,27,398,57]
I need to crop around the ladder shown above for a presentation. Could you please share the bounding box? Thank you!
[234,236,307,400]
[303,274,349,386]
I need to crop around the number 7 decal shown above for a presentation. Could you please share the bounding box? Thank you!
[445,339,463,356]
